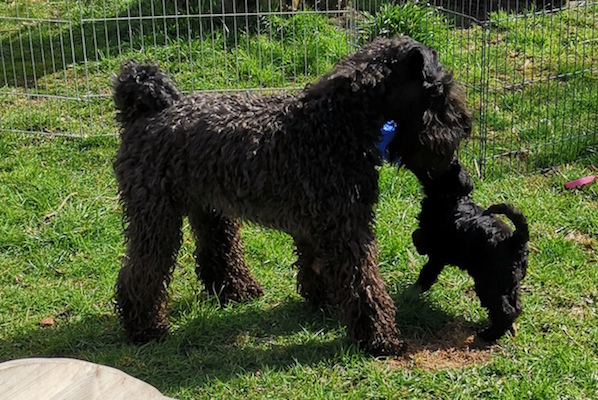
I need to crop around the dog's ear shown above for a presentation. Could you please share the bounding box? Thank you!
[406,47,426,80]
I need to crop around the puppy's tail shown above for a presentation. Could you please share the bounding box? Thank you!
[483,203,529,244]
[112,60,181,126]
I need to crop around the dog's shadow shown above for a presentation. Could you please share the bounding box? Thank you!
[1,287,492,391]
[392,285,494,362]
[1,297,346,390]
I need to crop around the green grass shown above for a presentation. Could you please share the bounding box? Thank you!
[1,2,598,398]
[360,2,450,49]
[1,133,598,399]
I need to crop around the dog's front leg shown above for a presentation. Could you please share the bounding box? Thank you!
[320,236,406,357]
[413,258,446,293]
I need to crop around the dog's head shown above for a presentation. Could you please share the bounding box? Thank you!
[420,158,473,198]
[367,37,471,178]
[303,36,470,173]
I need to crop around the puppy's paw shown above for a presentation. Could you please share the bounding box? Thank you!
[478,323,516,342]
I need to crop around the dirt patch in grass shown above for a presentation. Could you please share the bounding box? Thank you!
[564,230,596,251]
[387,322,499,371]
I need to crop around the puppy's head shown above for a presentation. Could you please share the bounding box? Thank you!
[420,158,473,198]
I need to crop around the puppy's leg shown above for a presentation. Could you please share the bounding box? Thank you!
[477,288,520,342]
[294,239,329,306]
[115,200,183,343]
[320,234,405,357]
[189,208,264,302]
[478,309,516,342]
[413,258,445,292]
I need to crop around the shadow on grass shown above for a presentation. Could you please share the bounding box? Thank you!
[1,285,487,391]
[394,285,492,345]
[0,298,345,387]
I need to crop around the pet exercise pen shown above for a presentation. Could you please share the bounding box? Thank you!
[0,0,596,176]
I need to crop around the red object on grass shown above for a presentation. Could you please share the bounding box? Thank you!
[565,175,598,189]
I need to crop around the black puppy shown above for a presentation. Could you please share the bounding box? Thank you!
[412,160,529,341]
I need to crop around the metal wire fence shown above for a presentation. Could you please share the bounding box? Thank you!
[1,0,596,175]
[422,0,598,176]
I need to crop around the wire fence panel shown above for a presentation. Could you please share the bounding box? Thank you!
[358,0,597,176]
[450,0,598,176]
[1,0,355,137]
[1,0,597,175]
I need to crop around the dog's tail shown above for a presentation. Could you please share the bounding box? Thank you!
[483,203,529,244]
[112,60,181,126]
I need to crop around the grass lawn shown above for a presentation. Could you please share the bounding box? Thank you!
[1,1,598,398]
[1,133,597,399]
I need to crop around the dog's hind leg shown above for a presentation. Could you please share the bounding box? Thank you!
[189,208,264,303]
[320,234,406,356]
[294,239,329,306]
[413,258,445,292]
[476,282,520,342]
[115,200,184,343]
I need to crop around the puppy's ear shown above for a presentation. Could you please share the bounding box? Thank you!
[406,47,425,80]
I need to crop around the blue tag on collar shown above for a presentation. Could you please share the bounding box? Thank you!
[378,120,396,161]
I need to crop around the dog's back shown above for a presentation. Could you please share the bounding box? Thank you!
[111,60,380,233]
[415,195,488,262]
[483,203,529,245]
[416,196,528,268]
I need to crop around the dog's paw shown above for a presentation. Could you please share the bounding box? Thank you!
[477,323,516,342]
[367,336,408,358]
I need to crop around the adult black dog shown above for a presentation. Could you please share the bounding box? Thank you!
[112,36,471,356]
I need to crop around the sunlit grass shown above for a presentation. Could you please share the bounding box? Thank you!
[1,133,598,399]
[1,2,598,398]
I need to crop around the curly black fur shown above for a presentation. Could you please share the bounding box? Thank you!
[412,160,529,341]
[112,36,471,356]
